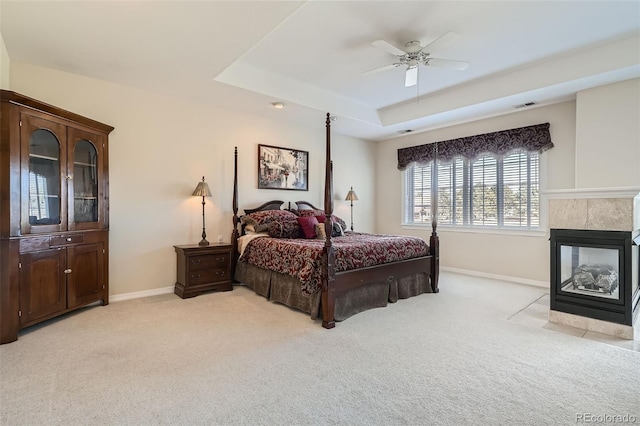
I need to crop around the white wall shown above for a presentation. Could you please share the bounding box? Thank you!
[575,79,640,188]
[0,33,9,89]
[376,101,578,284]
[9,62,376,297]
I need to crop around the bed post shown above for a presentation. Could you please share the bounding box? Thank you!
[429,142,440,293]
[231,146,240,282]
[429,221,440,293]
[321,113,336,329]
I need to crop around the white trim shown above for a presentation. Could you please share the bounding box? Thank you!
[442,266,549,289]
[110,286,174,302]
[541,187,640,199]
[402,224,548,237]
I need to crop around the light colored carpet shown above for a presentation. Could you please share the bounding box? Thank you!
[1,272,639,425]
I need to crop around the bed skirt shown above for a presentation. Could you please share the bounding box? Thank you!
[235,262,432,322]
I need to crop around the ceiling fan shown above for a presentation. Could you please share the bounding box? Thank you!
[365,32,469,87]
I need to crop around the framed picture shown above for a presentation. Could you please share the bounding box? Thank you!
[258,144,308,191]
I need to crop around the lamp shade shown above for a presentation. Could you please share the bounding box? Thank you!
[345,187,358,202]
[192,176,212,197]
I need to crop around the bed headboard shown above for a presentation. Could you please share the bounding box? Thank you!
[294,201,322,211]
[243,200,286,215]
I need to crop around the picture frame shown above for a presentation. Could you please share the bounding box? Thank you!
[258,144,308,191]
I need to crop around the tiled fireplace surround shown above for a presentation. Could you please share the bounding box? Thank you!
[547,188,640,340]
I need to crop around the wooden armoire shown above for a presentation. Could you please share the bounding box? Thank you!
[0,90,113,344]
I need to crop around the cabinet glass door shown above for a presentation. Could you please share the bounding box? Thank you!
[28,129,61,226]
[73,140,98,223]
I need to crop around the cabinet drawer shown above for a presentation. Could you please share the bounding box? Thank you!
[188,268,229,285]
[50,234,84,246]
[188,253,229,271]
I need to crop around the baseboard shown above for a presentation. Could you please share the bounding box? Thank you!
[110,286,175,302]
[441,266,549,289]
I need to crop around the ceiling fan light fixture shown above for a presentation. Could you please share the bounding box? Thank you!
[404,41,422,54]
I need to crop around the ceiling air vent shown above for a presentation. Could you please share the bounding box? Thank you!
[514,102,537,109]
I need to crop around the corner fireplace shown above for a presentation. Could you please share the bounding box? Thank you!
[550,229,639,326]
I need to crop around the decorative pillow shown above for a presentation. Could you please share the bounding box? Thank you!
[297,216,319,239]
[241,209,297,227]
[332,216,347,232]
[315,224,327,240]
[298,209,346,231]
[267,215,301,239]
[254,223,271,233]
[331,221,344,237]
[314,222,343,238]
[298,209,324,218]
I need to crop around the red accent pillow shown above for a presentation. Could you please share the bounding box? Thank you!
[297,215,319,239]
[297,209,346,230]
[316,215,326,223]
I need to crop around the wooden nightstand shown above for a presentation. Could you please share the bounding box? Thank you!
[173,243,233,298]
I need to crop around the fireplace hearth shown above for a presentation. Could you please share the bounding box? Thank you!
[550,229,639,326]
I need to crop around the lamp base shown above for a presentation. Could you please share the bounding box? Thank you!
[198,238,210,246]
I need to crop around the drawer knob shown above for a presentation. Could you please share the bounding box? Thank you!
[64,269,72,274]
[66,237,72,242]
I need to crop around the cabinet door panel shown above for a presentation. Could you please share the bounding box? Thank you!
[67,128,105,231]
[20,113,68,235]
[67,243,104,308]
[20,249,66,325]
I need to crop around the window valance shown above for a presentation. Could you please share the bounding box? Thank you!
[397,122,553,170]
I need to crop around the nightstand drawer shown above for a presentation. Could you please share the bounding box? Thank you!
[188,268,228,285]
[189,253,229,271]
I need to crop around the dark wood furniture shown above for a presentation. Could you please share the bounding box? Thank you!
[174,243,233,298]
[230,114,439,329]
[1,90,113,344]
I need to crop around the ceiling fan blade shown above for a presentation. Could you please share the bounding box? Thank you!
[372,39,406,57]
[405,66,418,87]
[426,58,469,71]
[422,31,459,52]
[361,63,398,76]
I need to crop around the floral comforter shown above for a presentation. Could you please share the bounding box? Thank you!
[238,233,430,295]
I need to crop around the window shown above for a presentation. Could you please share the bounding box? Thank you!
[404,149,539,229]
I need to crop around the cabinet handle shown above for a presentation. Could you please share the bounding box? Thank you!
[192,259,201,265]
[191,273,200,279]
[216,257,225,263]
[66,175,72,180]
[215,271,226,277]
[66,237,72,242]
[64,269,72,274]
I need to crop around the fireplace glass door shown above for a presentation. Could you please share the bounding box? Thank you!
[559,245,620,300]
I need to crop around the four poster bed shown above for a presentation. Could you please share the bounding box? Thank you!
[230,114,439,328]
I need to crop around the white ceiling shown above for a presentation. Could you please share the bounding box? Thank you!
[1,1,639,141]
